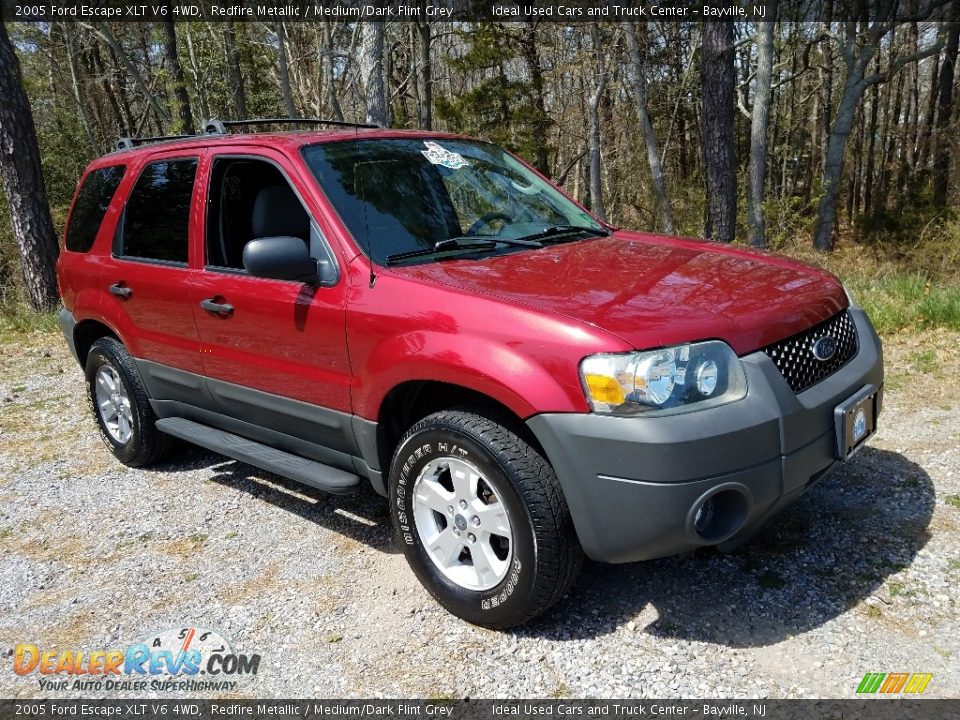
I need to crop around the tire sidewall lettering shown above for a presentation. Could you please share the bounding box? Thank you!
[390,429,535,617]
[87,351,137,453]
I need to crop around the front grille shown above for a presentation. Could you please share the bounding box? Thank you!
[761,310,858,393]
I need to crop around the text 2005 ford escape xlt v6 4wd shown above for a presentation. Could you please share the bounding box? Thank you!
[57,119,883,628]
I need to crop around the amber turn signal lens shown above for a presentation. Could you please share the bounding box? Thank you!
[583,373,625,406]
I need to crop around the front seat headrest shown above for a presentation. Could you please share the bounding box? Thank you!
[251,185,310,240]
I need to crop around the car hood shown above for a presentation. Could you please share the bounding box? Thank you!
[389,230,848,355]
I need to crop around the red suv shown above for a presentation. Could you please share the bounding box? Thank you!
[56,119,883,628]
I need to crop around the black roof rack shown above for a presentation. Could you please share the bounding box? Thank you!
[116,134,195,151]
[115,117,380,151]
[203,117,381,134]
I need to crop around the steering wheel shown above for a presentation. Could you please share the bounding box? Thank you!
[466,212,513,236]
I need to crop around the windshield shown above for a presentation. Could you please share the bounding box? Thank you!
[301,138,603,265]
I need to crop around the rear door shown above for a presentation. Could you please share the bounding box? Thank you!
[101,150,205,378]
[190,147,354,457]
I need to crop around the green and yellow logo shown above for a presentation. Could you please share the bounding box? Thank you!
[856,673,933,694]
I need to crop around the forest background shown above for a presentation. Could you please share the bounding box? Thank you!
[1,6,959,335]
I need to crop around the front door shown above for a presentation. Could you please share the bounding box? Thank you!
[190,150,354,457]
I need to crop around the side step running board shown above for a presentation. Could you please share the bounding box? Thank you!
[156,417,360,494]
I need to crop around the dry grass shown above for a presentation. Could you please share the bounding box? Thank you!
[771,224,960,335]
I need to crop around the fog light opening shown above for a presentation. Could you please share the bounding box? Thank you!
[691,488,749,542]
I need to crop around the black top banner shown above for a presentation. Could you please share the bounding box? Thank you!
[0,0,952,23]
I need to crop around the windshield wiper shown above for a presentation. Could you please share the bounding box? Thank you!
[513,224,610,244]
[384,236,542,266]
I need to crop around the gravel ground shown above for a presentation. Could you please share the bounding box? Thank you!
[0,328,958,699]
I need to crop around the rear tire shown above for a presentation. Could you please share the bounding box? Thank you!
[85,337,172,467]
[388,409,582,629]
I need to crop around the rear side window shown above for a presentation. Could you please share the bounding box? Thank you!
[65,165,125,253]
[120,158,198,264]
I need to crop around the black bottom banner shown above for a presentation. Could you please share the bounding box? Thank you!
[2,700,959,720]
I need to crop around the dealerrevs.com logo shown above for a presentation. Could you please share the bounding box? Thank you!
[13,626,260,692]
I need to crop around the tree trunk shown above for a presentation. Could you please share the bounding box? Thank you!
[91,41,134,137]
[276,22,296,119]
[907,23,921,171]
[814,63,871,250]
[700,21,737,242]
[520,20,549,174]
[748,13,777,247]
[780,29,799,196]
[934,12,959,208]
[876,39,904,215]
[848,101,864,218]
[62,23,98,153]
[223,20,247,119]
[0,19,60,311]
[85,22,169,128]
[416,18,432,130]
[915,51,940,173]
[587,25,607,221]
[359,22,387,127]
[819,26,834,179]
[321,22,344,121]
[813,19,943,249]
[162,14,193,134]
[183,23,210,122]
[623,22,673,233]
[863,57,880,216]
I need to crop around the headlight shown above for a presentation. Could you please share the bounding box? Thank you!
[580,341,747,415]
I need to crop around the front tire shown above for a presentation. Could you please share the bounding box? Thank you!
[85,337,172,467]
[388,409,582,628]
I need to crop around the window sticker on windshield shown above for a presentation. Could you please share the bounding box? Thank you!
[422,141,469,169]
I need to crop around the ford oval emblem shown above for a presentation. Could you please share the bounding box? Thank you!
[812,335,838,362]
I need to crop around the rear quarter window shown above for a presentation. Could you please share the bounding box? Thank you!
[64,165,126,253]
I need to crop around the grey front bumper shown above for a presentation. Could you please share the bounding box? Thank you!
[526,308,884,563]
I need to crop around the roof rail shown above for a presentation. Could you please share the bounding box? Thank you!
[202,117,382,135]
[115,117,380,151]
[116,134,196,151]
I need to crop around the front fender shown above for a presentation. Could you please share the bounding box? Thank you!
[352,330,589,421]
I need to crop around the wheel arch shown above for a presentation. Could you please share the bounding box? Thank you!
[374,379,549,478]
[74,318,122,366]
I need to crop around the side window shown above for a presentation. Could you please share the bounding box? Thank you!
[206,157,311,270]
[65,165,126,253]
[120,158,198,264]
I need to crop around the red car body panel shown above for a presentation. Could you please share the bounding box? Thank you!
[342,261,628,420]
[57,128,848,425]
[190,145,354,413]
[389,231,846,357]
[94,148,207,375]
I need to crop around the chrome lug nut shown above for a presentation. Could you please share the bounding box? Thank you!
[467,533,476,543]
[471,516,480,527]
[459,499,468,510]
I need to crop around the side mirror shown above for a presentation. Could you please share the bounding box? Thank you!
[243,236,321,283]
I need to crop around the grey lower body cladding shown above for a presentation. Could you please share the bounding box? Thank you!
[526,307,884,564]
[57,310,385,495]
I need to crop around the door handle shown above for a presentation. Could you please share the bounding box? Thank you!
[200,298,234,317]
[108,282,132,298]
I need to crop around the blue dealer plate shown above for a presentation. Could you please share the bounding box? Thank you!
[834,385,879,461]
